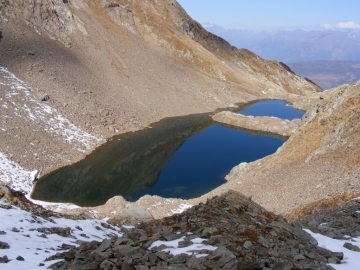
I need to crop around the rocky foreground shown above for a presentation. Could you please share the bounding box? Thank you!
[2,183,359,269]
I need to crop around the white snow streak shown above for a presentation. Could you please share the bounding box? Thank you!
[0,152,36,194]
[170,203,193,215]
[149,236,217,258]
[0,66,103,152]
[0,198,122,270]
[305,229,360,270]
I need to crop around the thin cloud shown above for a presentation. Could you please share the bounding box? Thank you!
[322,21,360,30]
[337,21,360,29]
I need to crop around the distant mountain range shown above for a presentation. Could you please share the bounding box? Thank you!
[288,61,360,89]
[203,23,360,62]
[203,24,360,89]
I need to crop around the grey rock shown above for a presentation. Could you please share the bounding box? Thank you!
[178,239,193,248]
[165,233,181,241]
[307,219,318,230]
[113,245,142,259]
[343,242,360,252]
[210,246,235,263]
[34,92,50,101]
[96,239,112,252]
[168,254,187,264]
[332,252,344,260]
[207,235,231,246]
[0,255,9,263]
[258,236,271,248]
[119,205,154,222]
[76,262,99,270]
[113,237,133,246]
[201,227,218,238]
[37,227,72,237]
[141,251,158,264]
[243,240,253,249]
[327,257,340,264]
[11,227,20,232]
[294,254,305,261]
[16,256,24,261]
[273,262,292,270]
[238,261,269,269]
[155,251,169,261]
[186,254,206,270]
[317,246,335,259]
[223,260,238,269]
[0,241,10,249]
[0,204,12,209]
[204,259,225,268]
[100,260,117,270]
[135,265,149,270]
[92,248,113,262]
[60,243,76,250]
[167,264,191,270]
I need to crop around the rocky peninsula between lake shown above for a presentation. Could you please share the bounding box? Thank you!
[212,111,301,138]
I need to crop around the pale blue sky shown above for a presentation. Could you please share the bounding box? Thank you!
[177,0,360,30]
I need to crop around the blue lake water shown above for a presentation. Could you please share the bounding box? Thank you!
[32,100,304,206]
[239,100,304,120]
[127,124,283,201]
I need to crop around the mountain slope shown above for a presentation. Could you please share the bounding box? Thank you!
[0,0,319,177]
[223,81,360,219]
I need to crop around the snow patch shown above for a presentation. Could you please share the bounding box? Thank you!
[0,198,122,269]
[149,236,217,258]
[305,229,360,270]
[170,203,193,215]
[0,152,36,194]
[25,195,81,211]
[0,66,103,153]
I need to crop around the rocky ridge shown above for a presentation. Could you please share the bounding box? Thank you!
[34,191,343,269]
[1,177,360,269]
[212,111,301,138]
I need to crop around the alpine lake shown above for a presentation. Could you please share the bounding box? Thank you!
[32,100,304,206]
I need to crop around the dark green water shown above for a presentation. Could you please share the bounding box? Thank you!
[31,101,303,206]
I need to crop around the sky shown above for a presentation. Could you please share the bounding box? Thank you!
[177,0,360,30]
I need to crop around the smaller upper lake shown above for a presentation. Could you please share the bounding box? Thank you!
[31,100,304,206]
[239,100,304,120]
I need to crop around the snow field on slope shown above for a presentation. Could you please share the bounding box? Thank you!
[0,66,103,153]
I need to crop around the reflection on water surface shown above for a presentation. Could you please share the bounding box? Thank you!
[32,101,303,206]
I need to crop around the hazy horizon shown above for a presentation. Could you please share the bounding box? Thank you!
[177,0,360,31]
